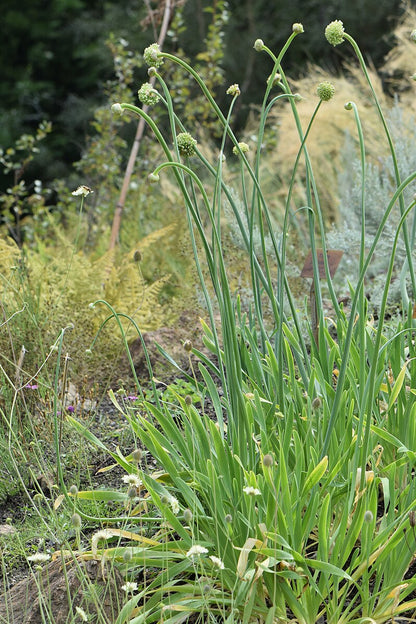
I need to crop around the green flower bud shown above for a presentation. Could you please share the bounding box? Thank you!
[143,43,163,68]
[183,339,193,352]
[232,142,250,155]
[312,397,322,410]
[267,72,281,87]
[184,395,192,405]
[325,20,345,46]
[123,548,133,562]
[183,508,193,523]
[344,101,353,110]
[71,513,82,529]
[263,454,274,467]
[138,82,160,106]
[411,29,416,42]
[131,448,143,462]
[363,510,373,524]
[317,81,335,101]
[176,132,197,157]
[68,485,78,496]
[147,66,158,77]
[254,39,264,52]
[111,103,123,114]
[226,83,241,97]
[292,23,304,34]
[148,172,160,184]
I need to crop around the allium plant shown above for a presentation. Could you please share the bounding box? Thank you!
[67,21,416,624]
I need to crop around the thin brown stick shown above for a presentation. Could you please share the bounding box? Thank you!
[108,0,173,251]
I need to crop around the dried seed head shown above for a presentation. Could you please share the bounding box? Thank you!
[312,397,322,410]
[183,339,193,352]
[185,395,192,405]
[409,510,416,527]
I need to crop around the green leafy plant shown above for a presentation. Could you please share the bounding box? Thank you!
[30,16,416,624]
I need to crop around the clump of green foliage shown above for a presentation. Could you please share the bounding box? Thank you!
[56,16,416,624]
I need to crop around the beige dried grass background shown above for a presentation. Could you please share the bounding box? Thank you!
[254,3,416,225]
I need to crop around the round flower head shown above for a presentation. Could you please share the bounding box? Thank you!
[176,133,197,157]
[169,495,180,515]
[122,581,138,593]
[186,544,208,559]
[143,43,163,68]
[226,83,240,97]
[72,185,93,197]
[138,82,160,106]
[148,172,160,184]
[210,555,225,570]
[267,72,281,87]
[75,607,88,622]
[111,103,123,115]
[254,38,264,52]
[317,81,335,101]
[233,142,249,155]
[325,20,345,46]
[27,553,50,564]
[363,510,374,524]
[71,513,82,529]
[292,23,304,34]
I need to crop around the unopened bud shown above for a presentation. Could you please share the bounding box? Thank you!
[363,510,373,524]
[71,513,82,529]
[254,39,264,52]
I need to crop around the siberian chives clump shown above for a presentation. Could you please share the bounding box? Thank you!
[64,18,416,624]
